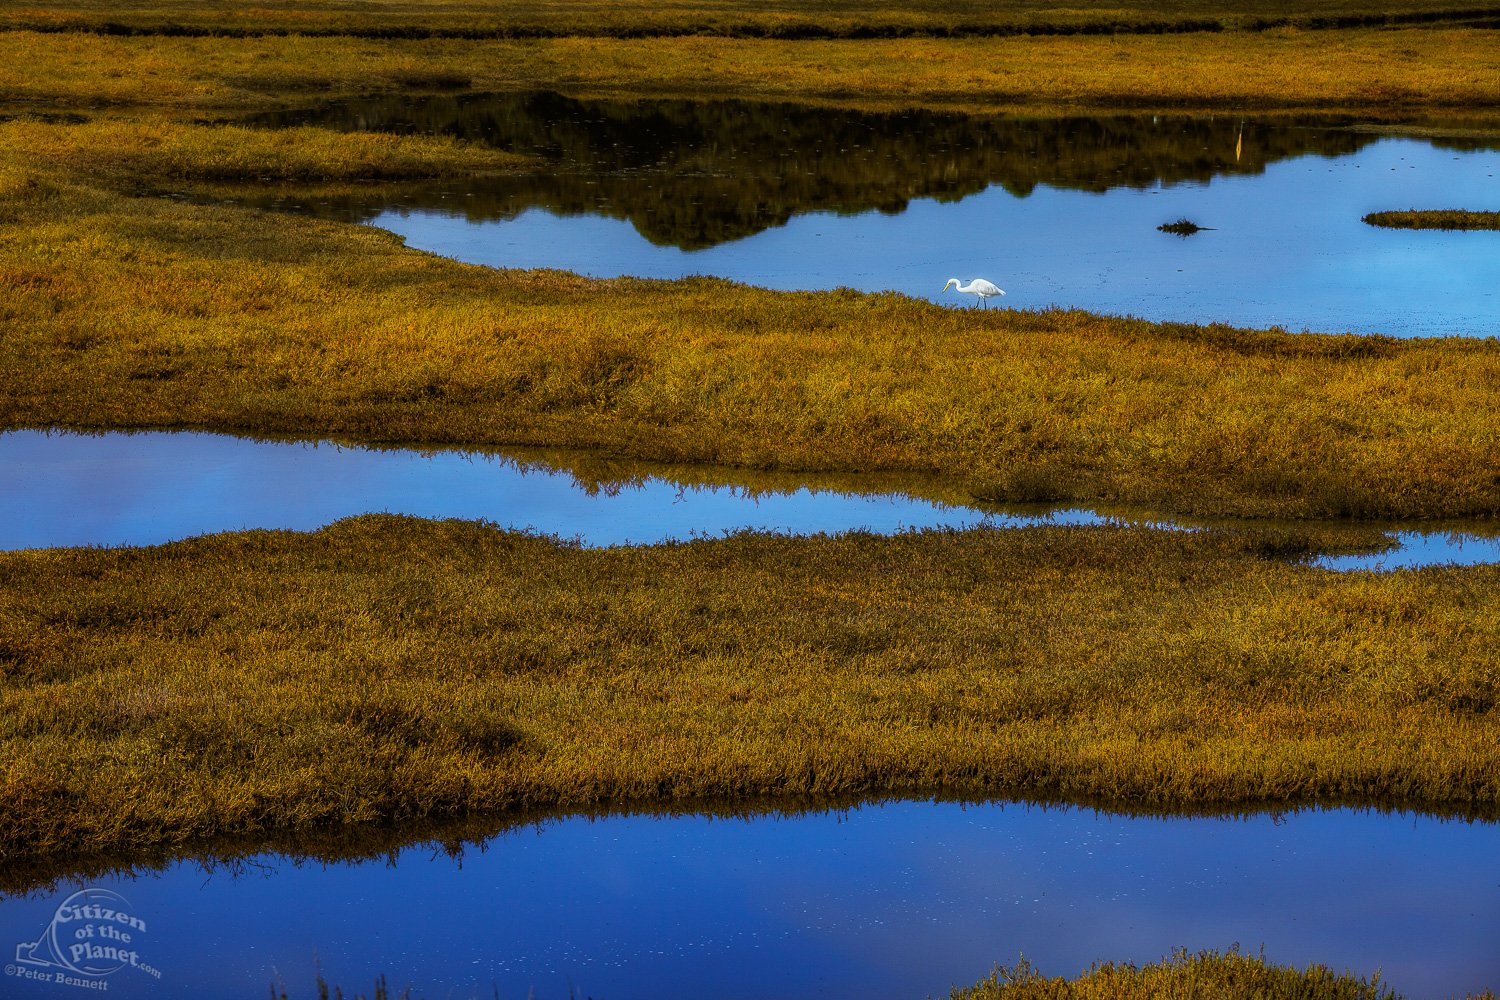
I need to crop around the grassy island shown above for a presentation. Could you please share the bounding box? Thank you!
[283,950,1500,1000]
[954,950,1496,1000]
[1364,209,1500,230]
[3,515,1499,862]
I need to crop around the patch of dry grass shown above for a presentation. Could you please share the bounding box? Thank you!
[0,117,532,184]
[3,28,1500,113]
[954,949,1496,1000]
[1364,209,1500,229]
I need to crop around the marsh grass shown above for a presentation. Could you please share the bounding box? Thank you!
[2,141,1499,520]
[266,950,1494,1000]
[266,950,1500,1000]
[1,515,1498,863]
[0,791,952,896]
[232,98,1395,251]
[1,117,532,183]
[1364,209,1500,229]
[954,949,1498,1000]
[5,28,1500,113]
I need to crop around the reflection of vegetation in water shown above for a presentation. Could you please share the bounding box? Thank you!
[0,795,878,896]
[367,440,1500,555]
[245,93,1379,249]
[10,789,1376,898]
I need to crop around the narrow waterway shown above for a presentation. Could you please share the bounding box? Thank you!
[3,430,1498,570]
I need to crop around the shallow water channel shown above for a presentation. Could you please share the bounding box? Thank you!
[4,429,1499,571]
[2,801,1498,999]
[243,95,1500,337]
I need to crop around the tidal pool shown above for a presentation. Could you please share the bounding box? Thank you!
[1,802,1497,999]
[0,429,1085,549]
[3,429,1499,571]
[242,95,1500,337]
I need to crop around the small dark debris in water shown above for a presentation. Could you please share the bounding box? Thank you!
[1158,218,1215,236]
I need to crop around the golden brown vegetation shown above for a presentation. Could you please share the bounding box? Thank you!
[0,117,532,184]
[2,134,1498,520]
[1364,209,1500,230]
[4,27,1500,114]
[2,515,1498,864]
[954,950,1497,1000]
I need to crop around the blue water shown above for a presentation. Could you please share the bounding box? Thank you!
[0,429,1095,548]
[1317,530,1500,572]
[3,430,1497,571]
[375,138,1500,339]
[1,802,1497,999]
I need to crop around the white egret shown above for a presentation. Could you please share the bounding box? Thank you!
[943,278,1006,308]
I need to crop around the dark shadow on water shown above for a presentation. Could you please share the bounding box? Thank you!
[186,97,1500,337]
[4,788,1498,900]
[5,794,1500,1000]
[236,93,1396,249]
[10,792,1500,998]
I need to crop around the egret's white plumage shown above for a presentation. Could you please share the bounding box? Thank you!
[943,277,1006,308]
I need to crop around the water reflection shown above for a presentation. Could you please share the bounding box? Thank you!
[237,93,1500,336]
[4,429,1499,571]
[1,801,1497,999]
[246,94,1381,248]
[0,429,1074,548]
